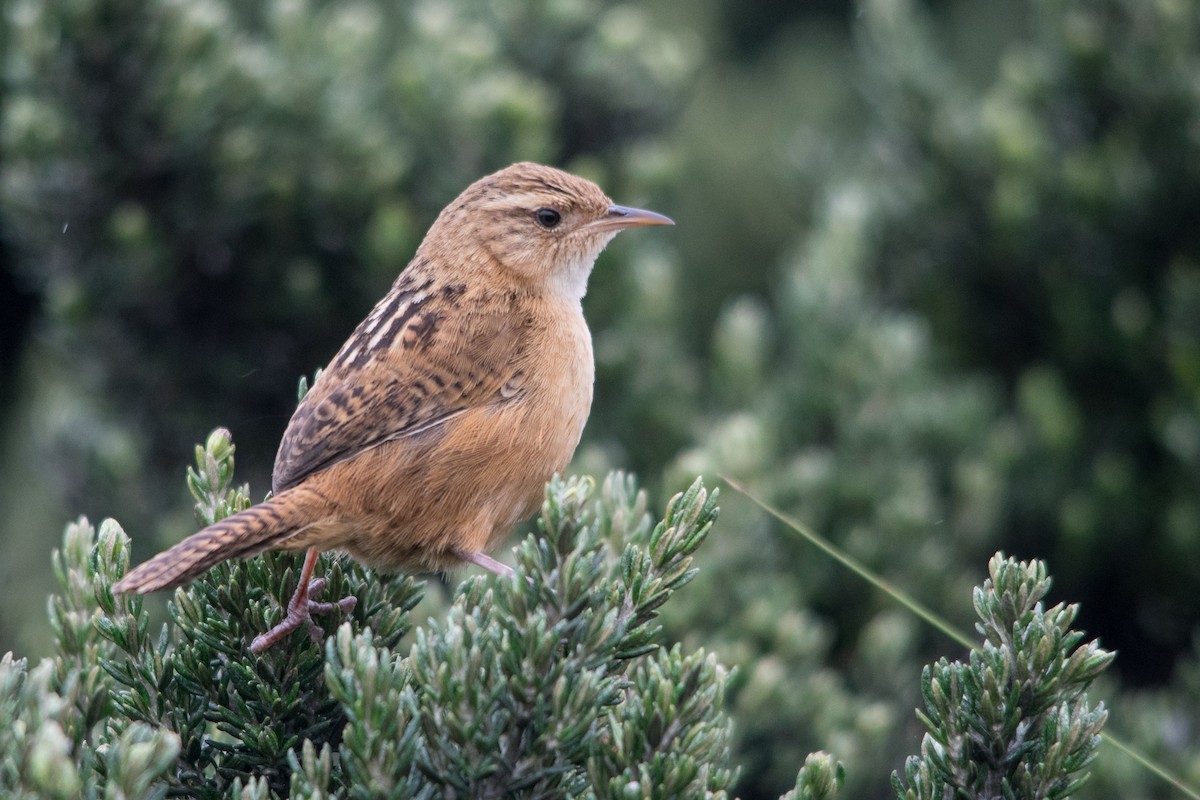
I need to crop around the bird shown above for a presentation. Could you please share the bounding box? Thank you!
[112,162,673,653]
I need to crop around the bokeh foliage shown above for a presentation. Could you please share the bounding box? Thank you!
[2,0,1199,797]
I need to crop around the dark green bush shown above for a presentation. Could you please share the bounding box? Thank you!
[0,432,1118,799]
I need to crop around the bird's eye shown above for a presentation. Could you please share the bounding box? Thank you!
[534,207,562,229]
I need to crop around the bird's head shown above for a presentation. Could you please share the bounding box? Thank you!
[422,162,673,300]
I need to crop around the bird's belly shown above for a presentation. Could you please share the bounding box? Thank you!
[311,342,594,572]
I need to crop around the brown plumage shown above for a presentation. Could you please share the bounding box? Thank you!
[113,162,672,652]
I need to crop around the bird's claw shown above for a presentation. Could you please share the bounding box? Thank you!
[250,572,356,654]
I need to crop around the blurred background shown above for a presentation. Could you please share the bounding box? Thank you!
[2,0,1198,796]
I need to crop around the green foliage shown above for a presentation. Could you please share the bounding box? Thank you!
[71,429,421,799]
[585,645,736,798]
[0,650,180,800]
[315,472,729,799]
[1,432,1126,798]
[781,753,846,800]
[1,517,181,800]
[894,555,1113,800]
[4,431,758,798]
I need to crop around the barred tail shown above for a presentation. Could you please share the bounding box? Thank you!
[113,487,327,594]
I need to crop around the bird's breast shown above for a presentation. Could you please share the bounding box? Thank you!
[300,296,596,569]
[516,300,594,464]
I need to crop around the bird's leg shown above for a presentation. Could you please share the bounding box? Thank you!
[457,549,515,577]
[250,547,357,654]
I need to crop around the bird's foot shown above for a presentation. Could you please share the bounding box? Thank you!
[250,549,356,654]
[304,577,359,620]
[250,576,357,654]
[458,550,515,577]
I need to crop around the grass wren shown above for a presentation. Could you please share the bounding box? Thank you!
[113,162,673,652]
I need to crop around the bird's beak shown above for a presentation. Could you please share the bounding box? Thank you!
[588,203,675,232]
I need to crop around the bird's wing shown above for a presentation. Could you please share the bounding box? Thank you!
[272,277,531,492]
